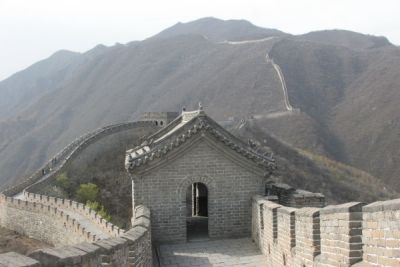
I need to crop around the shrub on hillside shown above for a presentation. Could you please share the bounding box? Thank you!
[55,172,71,193]
[76,183,99,203]
[86,200,112,221]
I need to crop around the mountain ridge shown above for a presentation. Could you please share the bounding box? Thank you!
[151,17,288,42]
[298,29,393,50]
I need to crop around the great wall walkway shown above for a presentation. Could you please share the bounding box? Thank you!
[18,192,112,240]
[12,189,113,241]
[221,37,297,115]
[53,205,111,239]
[2,121,155,197]
[265,53,294,112]
[158,238,268,267]
[220,36,277,45]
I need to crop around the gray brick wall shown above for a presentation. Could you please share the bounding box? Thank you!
[252,196,400,267]
[134,140,265,243]
[317,202,364,266]
[0,195,93,246]
[362,199,400,266]
[0,203,153,267]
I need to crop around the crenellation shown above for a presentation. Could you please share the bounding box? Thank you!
[253,197,400,266]
[23,190,123,237]
[251,195,264,247]
[361,199,400,267]
[318,202,365,266]
[295,207,321,266]
[276,206,296,266]
[0,202,152,266]
[0,194,99,246]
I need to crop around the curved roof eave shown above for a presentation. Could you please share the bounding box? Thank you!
[125,110,276,175]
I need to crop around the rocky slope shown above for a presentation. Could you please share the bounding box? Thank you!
[230,120,396,203]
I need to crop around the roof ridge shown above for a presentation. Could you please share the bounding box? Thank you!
[125,112,276,174]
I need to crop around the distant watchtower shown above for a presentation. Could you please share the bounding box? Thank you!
[140,112,179,127]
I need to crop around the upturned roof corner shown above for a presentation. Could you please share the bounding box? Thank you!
[125,109,276,175]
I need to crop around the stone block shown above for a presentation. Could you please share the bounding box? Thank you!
[0,252,40,267]
[29,246,87,266]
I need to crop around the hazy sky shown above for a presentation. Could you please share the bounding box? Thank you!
[1,0,399,81]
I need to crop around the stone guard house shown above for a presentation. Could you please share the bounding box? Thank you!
[125,109,275,243]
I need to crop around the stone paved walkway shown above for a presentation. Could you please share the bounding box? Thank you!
[56,207,110,239]
[159,238,268,267]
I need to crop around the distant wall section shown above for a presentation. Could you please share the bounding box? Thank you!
[2,121,158,197]
[140,111,179,127]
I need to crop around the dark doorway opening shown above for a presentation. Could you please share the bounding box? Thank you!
[186,182,208,241]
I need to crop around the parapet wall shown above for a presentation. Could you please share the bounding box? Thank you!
[0,205,152,267]
[266,182,325,208]
[140,111,179,126]
[23,191,123,237]
[361,200,400,266]
[0,194,96,246]
[252,195,400,267]
[2,121,157,196]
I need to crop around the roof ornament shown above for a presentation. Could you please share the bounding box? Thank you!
[182,106,186,113]
[198,102,203,111]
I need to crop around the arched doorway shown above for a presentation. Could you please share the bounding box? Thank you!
[186,182,208,241]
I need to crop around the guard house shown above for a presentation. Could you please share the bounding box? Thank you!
[140,112,179,127]
[125,108,275,243]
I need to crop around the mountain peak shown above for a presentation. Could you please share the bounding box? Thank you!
[151,17,287,42]
[49,49,80,59]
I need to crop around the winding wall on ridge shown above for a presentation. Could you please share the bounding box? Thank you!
[2,121,158,196]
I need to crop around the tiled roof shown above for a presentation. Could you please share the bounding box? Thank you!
[125,110,276,174]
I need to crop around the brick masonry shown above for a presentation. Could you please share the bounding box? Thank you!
[361,199,400,267]
[266,182,325,208]
[317,202,364,266]
[23,191,123,238]
[252,196,400,267]
[134,138,266,243]
[0,198,153,267]
[0,194,95,246]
